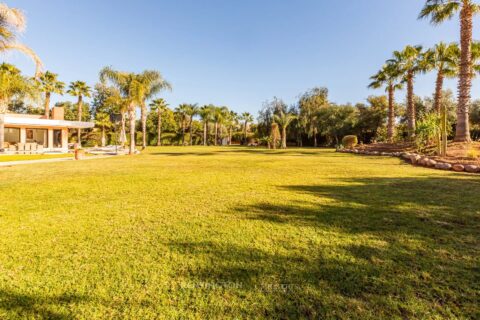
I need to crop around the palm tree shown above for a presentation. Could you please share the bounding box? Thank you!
[67,81,91,147]
[36,71,65,118]
[0,63,37,151]
[226,110,239,145]
[136,71,171,150]
[389,45,426,138]
[100,67,144,154]
[419,0,480,142]
[0,3,43,77]
[175,104,190,145]
[185,104,199,145]
[212,106,224,146]
[104,86,128,147]
[241,112,254,145]
[95,112,111,147]
[149,98,169,146]
[368,62,403,142]
[274,110,297,149]
[199,105,213,146]
[424,42,460,114]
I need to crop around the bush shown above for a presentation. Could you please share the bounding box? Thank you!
[342,135,358,149]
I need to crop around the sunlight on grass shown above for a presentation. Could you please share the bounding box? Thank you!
[0,147,478,318]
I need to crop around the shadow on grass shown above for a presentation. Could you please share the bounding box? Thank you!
[0,290,87,319]
[149,147,346,157]
[168,176,480,318]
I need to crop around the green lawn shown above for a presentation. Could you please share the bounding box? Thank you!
[0,153,73,162]
[0,147,478,319]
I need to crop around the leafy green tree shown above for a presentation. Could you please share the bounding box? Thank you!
[0,63,38,150]
[67,81,91,147]
[299,87,329,147]
[36,71,65,118]
[95,112,112,147]
[419,0,480,142]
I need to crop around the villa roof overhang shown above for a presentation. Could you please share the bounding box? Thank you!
[4,115,94,129]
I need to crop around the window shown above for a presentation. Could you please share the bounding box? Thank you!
[4,127,20,144]
[53,130,62,148]
[26,129,47,147]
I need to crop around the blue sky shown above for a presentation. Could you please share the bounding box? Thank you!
[4,0,480,115]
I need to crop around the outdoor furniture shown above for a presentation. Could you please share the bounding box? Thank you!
[16,143,25,153]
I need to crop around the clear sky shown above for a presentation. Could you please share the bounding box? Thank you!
[4,0,480,115]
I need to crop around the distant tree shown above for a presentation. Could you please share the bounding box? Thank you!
[299,87,329,147]
[175,104,190,145]
[67,81,91,147]
[36,71,65,118]
[419,0,479,142]
[199,105,214,145]
[240,112,254,145]
[95,112,111,147]
[185,104,199,145]
[274,110,297,149]
[149,98,169,146]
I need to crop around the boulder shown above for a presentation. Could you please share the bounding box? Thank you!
[401,153,411,160]
[464,165,480,173]
[452,164,465,172]
[418,157,428,166]
[427,159,437,167]
[410,154,421,164]
[435,162,452,170]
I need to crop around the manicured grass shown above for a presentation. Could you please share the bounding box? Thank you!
[0,147,478,319]
[0,153,73,162]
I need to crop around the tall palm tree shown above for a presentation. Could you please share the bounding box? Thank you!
[424,42,460,114]
[185,104,199,146]
[274,110,297,149]
[241,112,254,145]
[226,110,239,145]
[37,71,65,118]
[67,81,91,147]
[419,0,480,142]
[136,71,171,149]
[0,63,37,151]
[175,104,190,145]
[389,45,426,138]
[149,98,168,146]
[0,3,43,77]
[199,105,213,146]
[100,67,145,154]
[369,62,403,142]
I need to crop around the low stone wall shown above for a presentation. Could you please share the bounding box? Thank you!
[336,149,480,174]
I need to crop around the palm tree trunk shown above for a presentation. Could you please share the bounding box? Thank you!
[387,84,395,143]
[101,127,106,147]
[120,113,126,148]
[203,121,207,146]
[244,121,248,145]
[141,104,147,149]
[229,127,232,145]
[182,119,185,146]
[313,127,318,147]
[129,104,136,155]
[189,118,193,146]
[455,3,473,142]
[214,122,218,146]
[157,112,162,146]
[44,92,51,118]
[441,101,448,157]
[407,71,415,139]
[434,70,444,114]
[281,126,287,149]
[77,96,83,147]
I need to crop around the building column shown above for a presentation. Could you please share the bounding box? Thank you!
[48,129,54,150]
[20,128,26,144]
[62,128,68,150]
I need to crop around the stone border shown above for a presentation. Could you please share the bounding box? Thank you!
[336,149,480,174]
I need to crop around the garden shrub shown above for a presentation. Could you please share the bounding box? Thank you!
[342,135,358,149]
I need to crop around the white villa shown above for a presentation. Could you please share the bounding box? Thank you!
[1,106,94,153]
